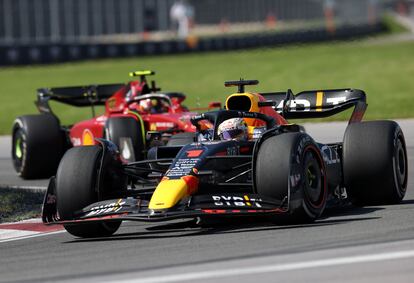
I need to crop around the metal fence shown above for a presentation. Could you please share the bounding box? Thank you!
[0,0,384,45]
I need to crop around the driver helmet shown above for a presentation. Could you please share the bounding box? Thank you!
[217,118,248,141]
[139,98,157,113]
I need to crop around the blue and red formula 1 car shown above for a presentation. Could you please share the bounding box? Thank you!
[42,79,408,238]
[12,70,220,179]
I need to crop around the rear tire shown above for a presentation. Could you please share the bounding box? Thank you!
[56,146,123,238]
[11,114,64,179]
[105,117,145,161]
[254,133,327,224]
[343,121,407,205]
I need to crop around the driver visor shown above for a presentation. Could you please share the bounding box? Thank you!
[219,129,244,140]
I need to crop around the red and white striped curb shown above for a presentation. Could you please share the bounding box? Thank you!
[0,218,64,243]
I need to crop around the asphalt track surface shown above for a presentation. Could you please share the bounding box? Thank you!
[0,120,414,283]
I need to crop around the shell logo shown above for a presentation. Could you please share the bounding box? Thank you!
[82,129,95,145]
[150,123,157,131]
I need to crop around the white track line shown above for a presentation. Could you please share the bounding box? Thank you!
[118,249,414,283]
[0,230,66,243]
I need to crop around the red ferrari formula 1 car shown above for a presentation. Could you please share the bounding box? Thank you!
[12,70,220,179]
[42,79,408,238]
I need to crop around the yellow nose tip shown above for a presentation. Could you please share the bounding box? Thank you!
[149,176,199,210]
[149,179,188,210]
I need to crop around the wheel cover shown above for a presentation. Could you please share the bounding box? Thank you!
[15,137,23,159]
[305,159,321,203]
[303,147,325,209]
[394,137,407,194]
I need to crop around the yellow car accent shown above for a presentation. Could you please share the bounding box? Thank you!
[82,130,95,145]
[316,91,324,112]
[149,175,199,210]
[149,179,189,210]
[127,110,146,147]
[244,195,252,206]
[225,92,260,126]
[129,70,155,77]
[247,126,255,140]
[150,123,157,131]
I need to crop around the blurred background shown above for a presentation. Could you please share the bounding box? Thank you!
[0,0,413,134]
[0,0,410,64]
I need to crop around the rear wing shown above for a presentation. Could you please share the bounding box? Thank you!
[35,83,126,114]
[261,88,367,123]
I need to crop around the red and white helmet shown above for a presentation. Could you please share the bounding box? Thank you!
[217,118,248,141]
[139,98,156,112]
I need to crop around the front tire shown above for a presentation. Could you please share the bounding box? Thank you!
[56,146,123,238]
[343,121,408,205]
[254,133,327,223]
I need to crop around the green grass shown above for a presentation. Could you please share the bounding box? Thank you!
[1,38,414,134]
[382,14,410,34]
[0,189,43,223]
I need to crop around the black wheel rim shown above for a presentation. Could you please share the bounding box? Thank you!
[303,149,324,208]
[394,137,407,194]
[12,129,25,170]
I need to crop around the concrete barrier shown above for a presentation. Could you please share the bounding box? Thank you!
[0,23,384,66]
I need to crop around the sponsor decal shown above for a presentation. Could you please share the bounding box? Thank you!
[326,96,346,105]
[242,112,257,118]
[154,122,175,128]
[150,123,157,131]
[107,97,117,109]
[82,129,95,145]
[277,99,311,112]
[226,146,239,155]
[96,116,107,122]
[85,199,126,217]
[275,95,348,111]
[166,158,199,177]
[71,137,81,146]
[186,149,203,157]
[192,114,204,120]
[212,195,262,208]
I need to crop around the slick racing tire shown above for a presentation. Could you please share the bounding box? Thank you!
[11,114,64,179]
[254,133,327,224]
[343,121,407,205]
[105,117,145,161]
[56,146,124,238]
[166,132,196,146]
